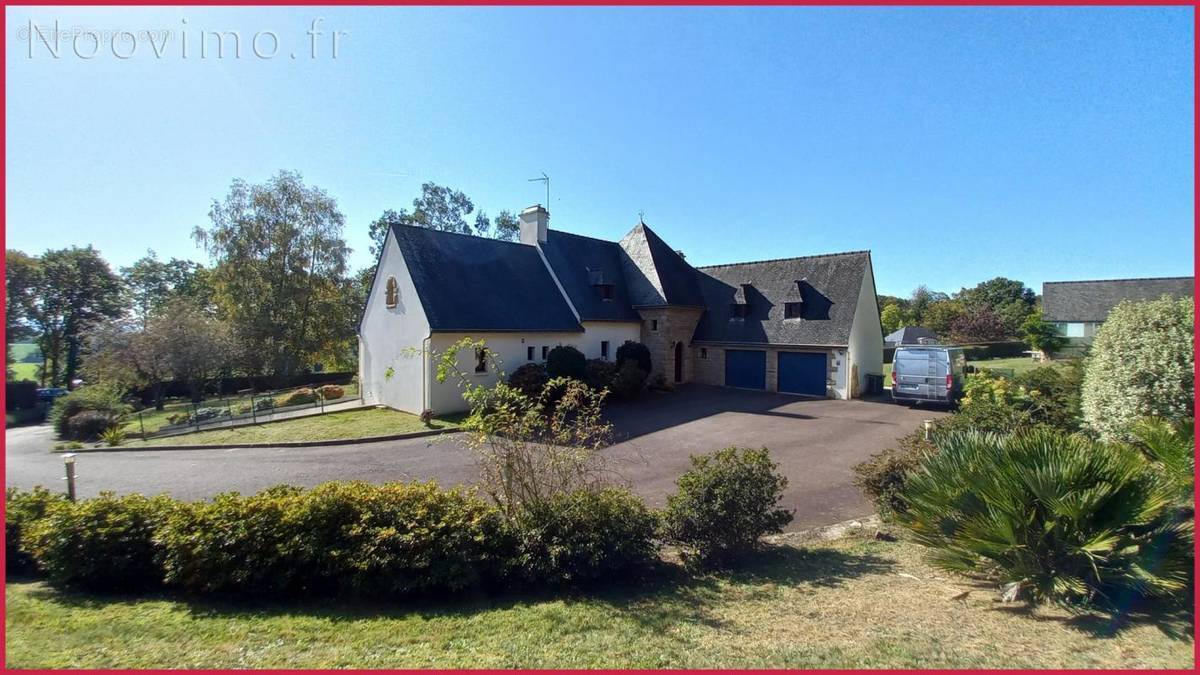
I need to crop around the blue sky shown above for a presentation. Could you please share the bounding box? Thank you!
[5,6,1193,296]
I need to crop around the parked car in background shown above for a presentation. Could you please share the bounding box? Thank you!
[890,346,966,406]
[36,387,68,403]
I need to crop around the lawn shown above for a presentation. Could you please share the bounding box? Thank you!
[122,406,461,447]
[5,535,1191,669]
[883,356,1070,382]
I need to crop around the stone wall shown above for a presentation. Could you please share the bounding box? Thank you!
[637,306,704,386]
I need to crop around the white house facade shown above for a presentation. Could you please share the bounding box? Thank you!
[359,205,884,414]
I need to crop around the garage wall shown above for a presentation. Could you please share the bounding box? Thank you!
[846,264,884,397]
[691,345,849,398]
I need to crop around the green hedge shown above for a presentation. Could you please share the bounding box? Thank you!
[11,481,664,599]
[5,487,65,575]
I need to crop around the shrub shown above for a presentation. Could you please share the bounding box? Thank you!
[282,387,318,406]
[661,447,793,569]
[5,380,39,410]
[66,410,121,441]
[1082,296,1194,441]
[157,485,313,596]
[419,408,435,426]
[616,340,652,374]
[507,362,548,397]
[956,367,1084,434]
[100,425,127,447]
[22,492,176,592]
[546,345,587,381]
[610,361,648,399]
[1013,363,1084,432]
[508,488,658,588]
[318,384,345,400]
[5,487,65,576]
[158,482,505,598]
[896,429,1192,611]
[1128,417,1195,506]
[237,397,278,415]
[50,385,128,438]
[584,358,617,392]
[852,427,934,519]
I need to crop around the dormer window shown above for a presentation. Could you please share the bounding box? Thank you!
[730,303,750,318]
[783,279,806,318]
[588,268,615,301]
[385,277,399,308]
[784,302,803,319]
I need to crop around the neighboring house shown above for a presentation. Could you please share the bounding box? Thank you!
[359,205,884,413]
[883,326,938,348]
[1042,276,1194,353]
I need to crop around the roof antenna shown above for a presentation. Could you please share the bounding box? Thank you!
[527,172,549,209]
[638,209,645,224]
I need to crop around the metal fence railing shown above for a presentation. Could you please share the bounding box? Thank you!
[126,381,360,440]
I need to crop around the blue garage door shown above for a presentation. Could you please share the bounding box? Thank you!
[725,349,766,390]
[777,352,826,396]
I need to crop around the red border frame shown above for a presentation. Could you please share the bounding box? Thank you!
[1,1,1196,672]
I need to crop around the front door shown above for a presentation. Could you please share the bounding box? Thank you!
[673,342,683,383]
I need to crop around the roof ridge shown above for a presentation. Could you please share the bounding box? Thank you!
[547,229,619,245]
[695,249,871,270]
[392,222,530,248]
[1044,276,1194,285]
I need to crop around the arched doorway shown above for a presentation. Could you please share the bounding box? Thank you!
[674,341,683,383]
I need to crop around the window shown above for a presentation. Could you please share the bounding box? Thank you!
[527,346,535,361]
[474,347,488,373]
[384,277,399,308]
[651,319,658,331]
[730,304,750,318]
[541,346,549,360]
[600,341,610,359]
[1064,322,1086,338]
[784,302,802,319]
[700,347,708,359]
[597,284,614,300]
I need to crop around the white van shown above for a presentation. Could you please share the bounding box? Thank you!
[891,346,967,406]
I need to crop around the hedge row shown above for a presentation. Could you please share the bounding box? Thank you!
[9,448,794,597]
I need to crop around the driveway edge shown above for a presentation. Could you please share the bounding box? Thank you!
[68,427,462,453]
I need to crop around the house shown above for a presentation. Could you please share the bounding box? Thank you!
[359,205,884,414]
[883,326,938,348]
[1042,276,1194,353]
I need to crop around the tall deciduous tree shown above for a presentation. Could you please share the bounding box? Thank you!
[955,277,1036,336]
[367,183,519,255]
[120,250,211,327]
[194,171,349,375]
[5,249,41,344]
[26,247,124,387]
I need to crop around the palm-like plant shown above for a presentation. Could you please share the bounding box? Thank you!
[1129,418,1194,506]
[897,429,1192,611]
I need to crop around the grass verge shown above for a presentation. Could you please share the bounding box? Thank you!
[884,356,1073,382]
[120,407,461,448]
[121,382,361,436]
[5,536,1191,668]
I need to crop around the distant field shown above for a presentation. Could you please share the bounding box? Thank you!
[7,362,40,382]
[10,343,40,362]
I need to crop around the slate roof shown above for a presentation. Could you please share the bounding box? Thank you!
[617,223,707,307]
[1042,277,1194,322]
[540,230,641,322]
[392,224,582,332]
[692,251,871,346]
[884,326,938,346]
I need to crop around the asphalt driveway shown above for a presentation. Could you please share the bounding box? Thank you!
[5,385,946,530]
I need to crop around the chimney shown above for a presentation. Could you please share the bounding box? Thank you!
[519,205,549,245]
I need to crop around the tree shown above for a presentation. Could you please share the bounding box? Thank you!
[26,247,124,387]
[956,277,1036,336]
[154,301,241,402]
[880,303,917,335]
[5,250,40,344]
[120,251,210,327]
[1082,296,1194,442]
[367,183,520,255]
[1020,310,1066,355]
[194,170,350,375]
[948,305,1008,343]
[908,285,948,323]
[919,300,965,337]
